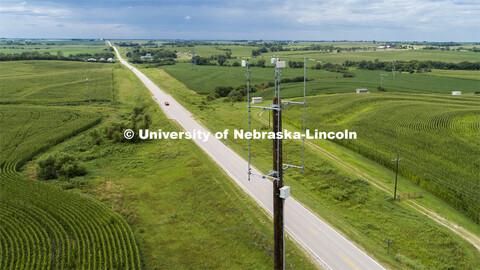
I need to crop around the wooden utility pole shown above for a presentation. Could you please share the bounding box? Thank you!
[273,96,284,270]
[392,151,402,200]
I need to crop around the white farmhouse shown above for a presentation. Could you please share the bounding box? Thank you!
[452,91,461,95]
[140,53,152,60]
[251,97,263,104]
[356,88,368,93]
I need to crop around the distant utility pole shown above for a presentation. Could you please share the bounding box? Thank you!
[380,73,388,89]
[190,47,197,70]
[391,151,403,200]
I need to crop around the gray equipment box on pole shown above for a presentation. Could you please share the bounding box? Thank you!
[279,186,290,199]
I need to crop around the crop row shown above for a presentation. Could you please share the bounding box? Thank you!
[285,94,480,222]
[0,163,141,269]
[0,104,140,269]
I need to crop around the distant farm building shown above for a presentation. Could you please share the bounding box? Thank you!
[452,91,462,95]
[107,58,115,63]
[377,46,392,50]
[140,53,152,59]
[356,88,369,94]
[87,58,97,62]
[99,58,106,62]
[251,97,263,104]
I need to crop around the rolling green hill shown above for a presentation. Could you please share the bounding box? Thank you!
[283,93,480,221]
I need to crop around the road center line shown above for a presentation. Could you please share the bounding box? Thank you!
[309,227,319,236]
[339,253,360,270]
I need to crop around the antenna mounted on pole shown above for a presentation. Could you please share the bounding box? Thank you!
[245,56,307,270]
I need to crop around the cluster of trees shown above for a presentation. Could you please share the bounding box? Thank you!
[0,51,114,62]
[116,42,140,47]
[127,48,177,64]
[251,47,269,56]
[207,84,258,102]
[457,47,480,52]
[162,41,224,47]
[311,62,347,73]
[37,153,87,180]
[288,61,304,68]
[190,51,234,66]
[216,51,233,66]
[251,43,386,56]
[424,46,480,52]
[208,76,312,102]
[105,107,151,143]
[343,60,480,72]
[251,42,291,56]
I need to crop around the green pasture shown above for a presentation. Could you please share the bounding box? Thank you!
[254,69,480,99]
[0,60,316,269]
[0,45,109,56]
[0,61,114,104]
[268,49,479,64]
[426,69,480,80]
[162,63,480,97]
[142,67,480,269]
[283,93,480,221]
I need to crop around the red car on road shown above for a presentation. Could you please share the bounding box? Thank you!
[164,101,170,106]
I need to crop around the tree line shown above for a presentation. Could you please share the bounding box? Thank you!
[126,48,177,64]
[285,59,480,72]
[0,51,115,62]
[343,60,480,72]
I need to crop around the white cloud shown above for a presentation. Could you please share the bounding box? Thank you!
[0,0,477,41]
[277,0,479,30]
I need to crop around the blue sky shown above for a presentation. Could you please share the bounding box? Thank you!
[1,0,479,41]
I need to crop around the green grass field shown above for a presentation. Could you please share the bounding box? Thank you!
[43,66,316,269]
[0,105,101,167]
[283,93,480,221]
[0,39,109,55]
[0,45,110,56]
[263,49,480,64]
[0,61,141,269]
[142,67,480,269]
[426,69,480,80]
[254,69,480,98]
[0,61,114,104]
[162,63,480,97]
[163,63,313,94]
[0,60,316,269]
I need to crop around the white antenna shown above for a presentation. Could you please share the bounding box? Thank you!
[245,55,307,270]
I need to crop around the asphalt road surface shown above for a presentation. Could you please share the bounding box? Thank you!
[110,42,385,270]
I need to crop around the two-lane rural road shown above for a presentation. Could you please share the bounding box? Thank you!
[110,42,385,270]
